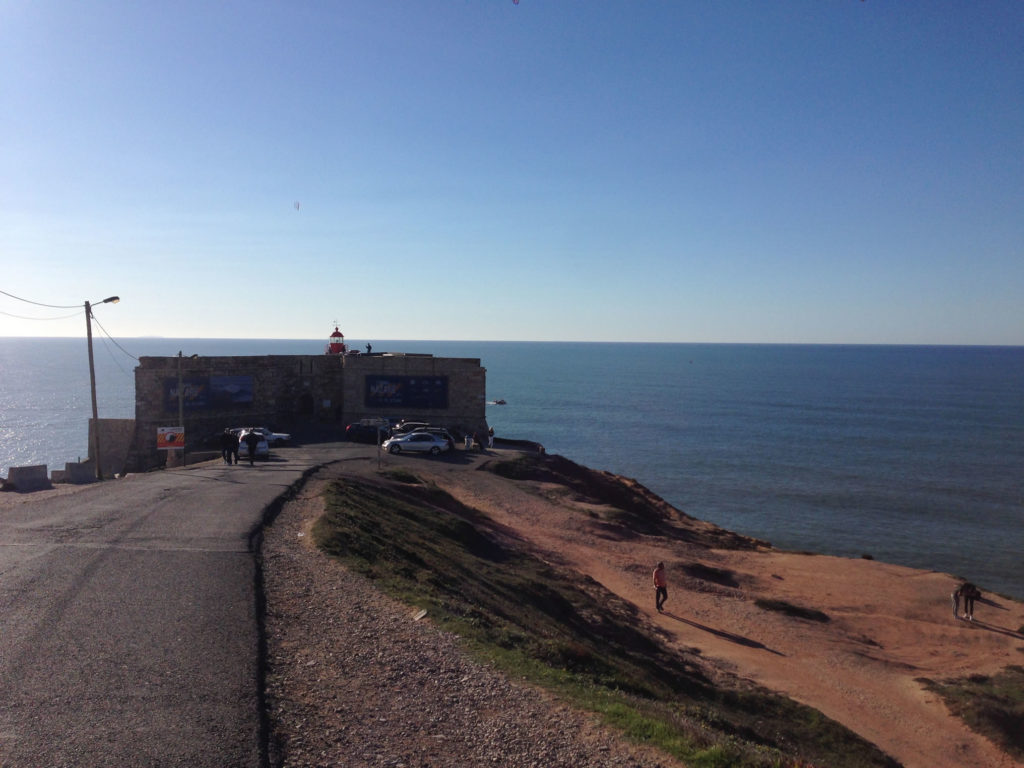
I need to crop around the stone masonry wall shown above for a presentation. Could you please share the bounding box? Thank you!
[131,352,486,471]
[89,418,136,478]
[342,354,487,435]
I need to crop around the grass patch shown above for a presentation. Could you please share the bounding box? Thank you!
[312,475,896,768]
[755,599,830,623]
[682,563,741,588]
[380,469,421,485]
[921,666,1024,760]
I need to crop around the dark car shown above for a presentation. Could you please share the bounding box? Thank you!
[346,422,390,444]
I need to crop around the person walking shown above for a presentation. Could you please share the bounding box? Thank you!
[488,426,494,449]
[220,429,233,464]
[653,562,668,613]
[952,582,981,621]
[963,583,980,621]
[243,430,260,466]
[230,430,240,465]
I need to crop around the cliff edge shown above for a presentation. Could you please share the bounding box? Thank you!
[261,448,1024,768]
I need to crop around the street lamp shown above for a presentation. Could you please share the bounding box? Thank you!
[85,295,120,480]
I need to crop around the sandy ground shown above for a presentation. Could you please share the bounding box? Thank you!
[393,450,1024,768]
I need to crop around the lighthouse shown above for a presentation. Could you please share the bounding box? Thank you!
[326,326,347,355]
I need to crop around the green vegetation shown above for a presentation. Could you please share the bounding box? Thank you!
[380,468,421,485]
[920,666,1024,761]
[682,563,740,588]
[312,468,898,768]
[754,599,831,623]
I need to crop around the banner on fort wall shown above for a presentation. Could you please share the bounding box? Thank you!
[164,375,253,411]
[157,426,185,450]
[365,375,448,409]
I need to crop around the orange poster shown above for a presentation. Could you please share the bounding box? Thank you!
[157,426,185,450]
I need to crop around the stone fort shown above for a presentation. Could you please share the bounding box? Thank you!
[109,332,487,474]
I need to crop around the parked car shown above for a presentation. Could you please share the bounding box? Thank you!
[390,420,430,435]
[411,426,455,447]
[382,432,450,455]
[346,422,390,444]
[250,426,291,446]
[236,429,269,459]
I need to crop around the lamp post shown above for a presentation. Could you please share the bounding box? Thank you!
[85,295,119,480]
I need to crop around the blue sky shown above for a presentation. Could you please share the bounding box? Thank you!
[2,1,1022,343]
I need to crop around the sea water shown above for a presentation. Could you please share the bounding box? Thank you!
[1,338,1021,599]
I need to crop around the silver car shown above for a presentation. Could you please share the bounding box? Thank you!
[251,426,291,446]
[382,432,450,455]
[236,429,270,459]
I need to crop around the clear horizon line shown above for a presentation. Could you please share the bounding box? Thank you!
[1,335,1022,349]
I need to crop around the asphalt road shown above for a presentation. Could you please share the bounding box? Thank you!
[0,446,338,767]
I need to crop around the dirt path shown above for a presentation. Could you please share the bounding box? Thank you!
[411,454,1024,768]
[262,469,681,768]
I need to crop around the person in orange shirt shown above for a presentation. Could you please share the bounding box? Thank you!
[653,562,668,613]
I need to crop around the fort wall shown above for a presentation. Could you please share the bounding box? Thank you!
[129,352,487,471]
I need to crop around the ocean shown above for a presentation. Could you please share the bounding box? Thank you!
[1,338,1022,600]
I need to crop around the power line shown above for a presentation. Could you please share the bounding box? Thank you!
[90,313,138,360]
[0,288,80,309]
[97,334,133,378]
[0,308,82,321]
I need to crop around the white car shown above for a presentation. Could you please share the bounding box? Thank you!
[236,429,270,459]
[251,426,291,446]
[382,432,450,456]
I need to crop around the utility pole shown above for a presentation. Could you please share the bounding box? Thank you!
[178,351,186,467]
[85,295,119,480]
[86,301,101,479]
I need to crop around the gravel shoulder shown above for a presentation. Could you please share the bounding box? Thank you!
[261,462,680,768]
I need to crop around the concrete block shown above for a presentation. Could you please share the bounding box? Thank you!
[6,465,52,492]
[66,462,96,484]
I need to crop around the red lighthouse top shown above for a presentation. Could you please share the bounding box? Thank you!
[326,326,347,355]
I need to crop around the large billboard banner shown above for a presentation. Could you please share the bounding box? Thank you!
[164,375,253,411]
[365,375,448,409]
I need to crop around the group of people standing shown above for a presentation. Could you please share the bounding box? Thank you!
[463,427,495,451]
